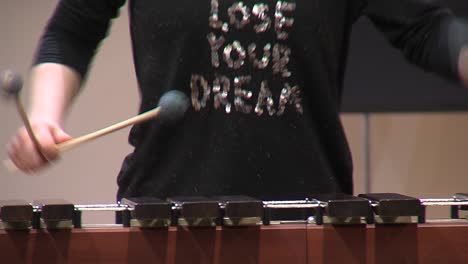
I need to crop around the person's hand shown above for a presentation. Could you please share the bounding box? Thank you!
[459,46,468,88]
[7,119,71,173]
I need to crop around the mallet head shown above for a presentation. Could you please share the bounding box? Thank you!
[158,90,190,124]
[1,70,23,98]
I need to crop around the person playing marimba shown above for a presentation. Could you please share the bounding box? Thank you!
[6,0,468,204]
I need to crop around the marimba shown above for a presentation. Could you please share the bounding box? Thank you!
[1,193,468,264]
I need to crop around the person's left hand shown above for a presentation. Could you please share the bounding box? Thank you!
[460,46,468,87]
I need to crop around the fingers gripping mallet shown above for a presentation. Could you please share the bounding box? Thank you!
[2,71,49,171]
[3,79,190,172]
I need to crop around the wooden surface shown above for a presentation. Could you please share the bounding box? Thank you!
[0,222,467,264]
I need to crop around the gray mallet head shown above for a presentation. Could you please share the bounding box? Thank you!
[1,70,23,98]
[157,90,190,123]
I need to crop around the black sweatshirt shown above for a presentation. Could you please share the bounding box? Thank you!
[35,0,468,200]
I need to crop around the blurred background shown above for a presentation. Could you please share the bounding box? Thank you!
[1,1,467,223]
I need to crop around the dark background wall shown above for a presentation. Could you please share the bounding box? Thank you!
[342,0,468,112]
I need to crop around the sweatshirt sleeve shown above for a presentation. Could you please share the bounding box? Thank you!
[33,0,126,79]
[363,0,468,82]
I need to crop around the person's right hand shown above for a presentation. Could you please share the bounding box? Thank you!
[7,120,71,174]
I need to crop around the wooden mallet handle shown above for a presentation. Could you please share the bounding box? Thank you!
[4,89,189,172]
[55,90,188,153]
[3,107,161,172]
[57,107,161,152]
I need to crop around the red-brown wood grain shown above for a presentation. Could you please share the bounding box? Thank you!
[0,223,467,264]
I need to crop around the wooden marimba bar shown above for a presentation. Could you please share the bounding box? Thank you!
[1,193,468,264]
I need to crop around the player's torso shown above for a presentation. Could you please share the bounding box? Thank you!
[128,0,361,33]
